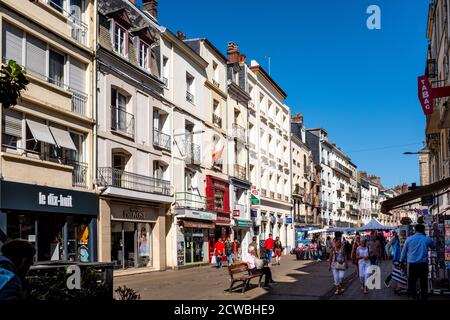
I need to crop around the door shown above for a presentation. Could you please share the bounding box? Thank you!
[123,222,136,268]
[111,222,124,269]
[185,231,193,264]
[113,154,126,187]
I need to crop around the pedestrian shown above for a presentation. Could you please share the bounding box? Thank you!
[249,236,259,258]
[400,224,436,300]
[316,237,323,261]
[243,245,275,289]
[356,238,371,294]
[213,238,225,269]
[325,236,333,259]
[351,235,361,277]
[274,237,283,265]
[0,239,36,301]
[233,239,240,262]
[328,238,348,295]
[264,234,275,265]
[384,232,401,288]
[368,231,381,265]
[225,238,234,266]
[343,237,352,260]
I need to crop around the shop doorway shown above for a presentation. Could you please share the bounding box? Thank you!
[184,229,206,264]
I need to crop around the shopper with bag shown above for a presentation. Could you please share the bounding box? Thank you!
[213,238,225,269]
[225,238,234,266]
[243,245,275,289]
[384,232,401,288]
[328,238,348,295]
[356,238,371,294]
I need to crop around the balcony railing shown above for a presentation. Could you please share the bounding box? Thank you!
[162,77,168,87]
[181,139,201,164]
[234,164,247,180]
[293,185,305,196]
[212,114,222,128]
[277,193,282,200]
[186,91,195,103]
[285,196,289,202]
[70,160,88,188]
[153,129,171,151]
[97,167,171,196]
[212,79,220,88]
[45,0,88,46]
[232,123,246,143]
[70,88,87,116]
[270,191,275,199]
[175,192,209,211]
[111,106,135,138]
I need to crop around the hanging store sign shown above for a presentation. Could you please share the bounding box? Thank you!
[250,189,260,209]
[418,75,434,116]
[286,217,293,224]
[236,220,253,228]
[233,210,240,217]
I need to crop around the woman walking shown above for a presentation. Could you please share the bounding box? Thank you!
[328,238,348,295]
[351,235,361,277]
[274,237,283,265]
[356,238,371,294]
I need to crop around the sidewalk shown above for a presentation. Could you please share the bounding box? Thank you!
[114,256,337,300]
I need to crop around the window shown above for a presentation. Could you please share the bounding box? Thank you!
[213,61,219,83]
[2,109,22,151]
[2,23,23,64]
[138,39,149,69]
[162,56,169,86]
[26,34,46,77]
[49,50,65,88]
[111,88,129,133]
[113,23,127,56]
[186,73,195,103]
[50,0,64,12]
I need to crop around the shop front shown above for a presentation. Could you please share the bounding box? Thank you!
[174,208,217,267]
[0,180,98,262]
[109,202,158,270]
[233,218,252,258]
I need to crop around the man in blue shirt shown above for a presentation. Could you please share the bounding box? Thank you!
[400,224,436,300]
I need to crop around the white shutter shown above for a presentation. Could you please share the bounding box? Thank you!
[2,23,23,64]
[69,58,86,93]
[2,109,22,137]
[26,34,46,77]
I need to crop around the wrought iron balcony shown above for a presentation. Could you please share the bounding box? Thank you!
[162,77,168,87]
[212,114,222,128]
[232,123,246,143]
[175,192,210,211]
[261,189,267,197]
[70,88,87,116]
[69,160,88,188]
[186,91,195,103]
[293,184,305,196]
[181,139,201,164]
[97,167,171,196]
[234,164,247,180]
[111,106,135,138]
[277,193,282,200]
[270,191,275,199]
[153,129,171,151]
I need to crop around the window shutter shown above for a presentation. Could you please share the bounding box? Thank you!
[26,34,46,77]
[69,58,86,93]
[2,109,22,137]
[2,23,23,64]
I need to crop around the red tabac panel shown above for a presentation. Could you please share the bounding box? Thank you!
[206,175,230,214]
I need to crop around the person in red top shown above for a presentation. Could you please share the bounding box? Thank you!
[264,234,275,264]
[213,238,225,269]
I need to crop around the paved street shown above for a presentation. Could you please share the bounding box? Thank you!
[114,256,358,300]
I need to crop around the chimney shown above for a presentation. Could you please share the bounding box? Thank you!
[176,31,186,41]
[227,42,240,64]
[239,54,247,64]
[291,113,303,124]
[129,0,136,4]
[143,0,158,19]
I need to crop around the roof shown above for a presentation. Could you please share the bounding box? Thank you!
[250,64,287,99]
[184,38,227,63]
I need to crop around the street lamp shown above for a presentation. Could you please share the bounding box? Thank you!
[402,147,431,155]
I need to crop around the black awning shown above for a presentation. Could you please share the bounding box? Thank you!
[380,177,450,214]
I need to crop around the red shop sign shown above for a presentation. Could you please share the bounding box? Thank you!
[233,210,240,217]
[418,75,434,116]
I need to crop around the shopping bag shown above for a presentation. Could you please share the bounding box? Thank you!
[211,255,216,265]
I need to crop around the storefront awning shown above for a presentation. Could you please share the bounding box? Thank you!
[381,177,450,214]
[26,119,57,145]
[49,126,77,151]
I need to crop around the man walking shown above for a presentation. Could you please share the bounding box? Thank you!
[213,238,225,269]
[264,234,275,265]
[400,224,435,300]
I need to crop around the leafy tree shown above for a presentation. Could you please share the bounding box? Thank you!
[0,60,29,108]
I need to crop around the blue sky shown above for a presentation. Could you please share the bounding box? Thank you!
[142,0,429,188]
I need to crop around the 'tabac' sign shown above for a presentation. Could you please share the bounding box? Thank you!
[418,75,434,116]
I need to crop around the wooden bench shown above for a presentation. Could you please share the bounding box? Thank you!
[227,263,263,294]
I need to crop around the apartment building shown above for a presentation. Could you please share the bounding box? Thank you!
[223,42,252,254]
[423,0,450,215]
[306,128,333,226]
[95,0,172,272]
[291,114,321,231]
[249,59,292,252]
[329,145,358,227]
[358,174,372,224]
[0,0,98,261]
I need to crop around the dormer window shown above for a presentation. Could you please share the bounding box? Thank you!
[139,39,149,70]
[113,23,127,56]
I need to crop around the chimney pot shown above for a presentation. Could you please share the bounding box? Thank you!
[227,42,240,64]
[177,31,186,41]
[143,0,158,19]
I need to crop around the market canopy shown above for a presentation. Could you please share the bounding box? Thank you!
[380,177,450,214]
[357,218,395,231]
[327,227,356,233]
